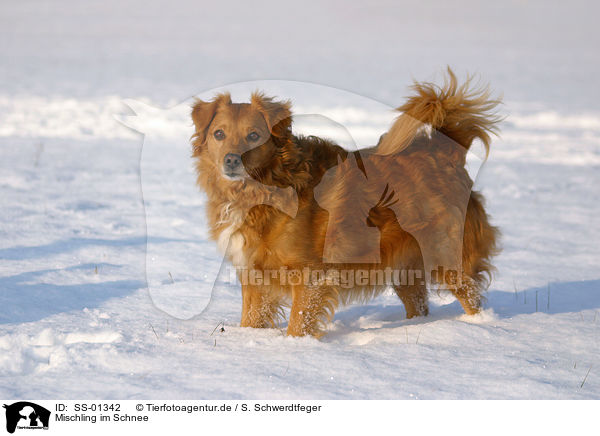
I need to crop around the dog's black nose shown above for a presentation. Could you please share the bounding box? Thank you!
[223,153,242,171]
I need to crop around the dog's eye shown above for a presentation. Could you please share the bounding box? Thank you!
[213,129,225,140]
[247,132,260,142]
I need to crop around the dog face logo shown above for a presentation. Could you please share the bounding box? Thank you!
[3,402,50,434]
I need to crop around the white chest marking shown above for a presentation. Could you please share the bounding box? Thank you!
[216,205,247,267]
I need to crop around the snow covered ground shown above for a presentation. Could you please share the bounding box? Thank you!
[1,0,599,399]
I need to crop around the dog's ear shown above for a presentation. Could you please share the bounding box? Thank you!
[251,92,292,139]
[191,93,231,145]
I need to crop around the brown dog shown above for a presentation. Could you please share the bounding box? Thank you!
[191,69,500,337]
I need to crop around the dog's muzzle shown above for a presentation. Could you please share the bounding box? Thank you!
[223,153,244,180]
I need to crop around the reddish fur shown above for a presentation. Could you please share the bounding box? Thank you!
[191,69,501,337]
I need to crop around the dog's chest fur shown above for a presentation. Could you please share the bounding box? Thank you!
[213,201,248,267]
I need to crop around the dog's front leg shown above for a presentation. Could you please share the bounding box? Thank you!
[287,284,336,337]
[240,283,279,328]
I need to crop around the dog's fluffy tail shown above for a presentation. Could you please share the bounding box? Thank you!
[376,67,502,157]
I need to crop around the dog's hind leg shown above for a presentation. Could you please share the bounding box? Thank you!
[450,276,482,315]
[394,283,429,318]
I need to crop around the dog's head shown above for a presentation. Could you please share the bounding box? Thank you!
[191,92,293,183]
